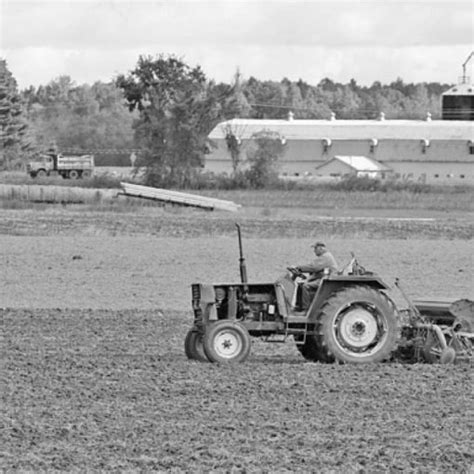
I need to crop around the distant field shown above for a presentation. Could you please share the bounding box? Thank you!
[1,233,473,310]
[0,169,473,213]
[199,188,474,212]
[0,205,472,240]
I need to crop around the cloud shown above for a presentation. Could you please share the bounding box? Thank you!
[4,43,472,89]
[2,0,473,50]
[1,0,472,88]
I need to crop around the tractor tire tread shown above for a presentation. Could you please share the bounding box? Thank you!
[315,285,400,364]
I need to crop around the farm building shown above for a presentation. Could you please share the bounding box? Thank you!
[206,83,474,184]
[442,82,474,121]
[315,155,392,179]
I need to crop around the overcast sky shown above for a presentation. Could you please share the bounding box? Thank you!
[1,0,473,89]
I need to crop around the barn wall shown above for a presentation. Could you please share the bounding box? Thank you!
[204,137,474,182]
[373,140,473,163]
[386,161,474,183]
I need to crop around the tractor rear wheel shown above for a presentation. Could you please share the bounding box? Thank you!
[184,329,209,362]
[294,335,317,361]
[203,320,251,363]
[316,286,399,364]
[294,335,332,362]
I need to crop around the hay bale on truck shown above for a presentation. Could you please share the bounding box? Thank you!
[27,152,94,179]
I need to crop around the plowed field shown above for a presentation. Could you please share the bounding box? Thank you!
[1,206,473,472]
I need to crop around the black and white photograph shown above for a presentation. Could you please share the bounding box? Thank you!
[1,0,473,471]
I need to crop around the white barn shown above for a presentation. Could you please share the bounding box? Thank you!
[206,115,474,184]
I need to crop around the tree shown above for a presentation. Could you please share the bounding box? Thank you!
[116,54,226,188]
[224,124,243,173]
[221,69,251,119]
[401,83,434,119]
[296,78,311,100]
[220,70,251,173]
[302,87,333,119]
[281,78,305,117]
[245,130,287,188]
[327,84,362,119]
[244,78,286,118]
[24,78,135,155]
[318,78,338,93]
[0,59,31,169]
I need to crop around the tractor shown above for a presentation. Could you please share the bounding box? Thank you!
[185,225,473,364]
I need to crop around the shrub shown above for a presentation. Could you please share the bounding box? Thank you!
[320,175,436,193]
[245,130,286,189]
[188,170,251,190]
[82,173,122,189]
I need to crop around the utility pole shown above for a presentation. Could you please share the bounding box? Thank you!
[461,51,473,83]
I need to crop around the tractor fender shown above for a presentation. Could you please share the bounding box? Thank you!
[307,276,390,322]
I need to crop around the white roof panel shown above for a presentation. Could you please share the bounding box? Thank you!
[442,83,474,96]
[331,155,390,171]
[209,118,474,141]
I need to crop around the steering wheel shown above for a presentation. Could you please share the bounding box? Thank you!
[287,267,307,280]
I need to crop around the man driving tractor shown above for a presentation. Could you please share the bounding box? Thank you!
[295,241,338,309]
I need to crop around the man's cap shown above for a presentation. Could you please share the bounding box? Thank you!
[311,241,326,248]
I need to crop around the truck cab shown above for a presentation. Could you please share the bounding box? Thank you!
[26,153,55,178]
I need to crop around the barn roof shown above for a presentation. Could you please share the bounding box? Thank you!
[442,83,474,96]
[209,118,474,141]
[316,156,392,172]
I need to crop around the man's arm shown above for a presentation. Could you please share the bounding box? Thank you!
[298,253,338,273]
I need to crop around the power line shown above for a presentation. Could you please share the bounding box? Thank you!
[61,148,138,154]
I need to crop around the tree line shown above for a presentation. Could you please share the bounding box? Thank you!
[0,55,454,187]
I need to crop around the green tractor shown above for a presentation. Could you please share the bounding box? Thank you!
[185,225,473,364]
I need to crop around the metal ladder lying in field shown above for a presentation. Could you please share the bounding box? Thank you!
[119,182,241,212]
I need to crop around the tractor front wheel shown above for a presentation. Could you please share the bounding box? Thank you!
[203,320,251,363]
[184,329,209,362]
[317,286,399,364]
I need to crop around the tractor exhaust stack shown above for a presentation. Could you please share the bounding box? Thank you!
[235,223,248,286]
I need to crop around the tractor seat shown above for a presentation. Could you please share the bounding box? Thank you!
[274,274,307,316]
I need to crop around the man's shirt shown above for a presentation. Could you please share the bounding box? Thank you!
[299,251,338,280]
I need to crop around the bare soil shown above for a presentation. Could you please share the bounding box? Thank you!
[1,207,473,472]
[0,206,472,240]
[3,308,473,472]
[1,235,473,311]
